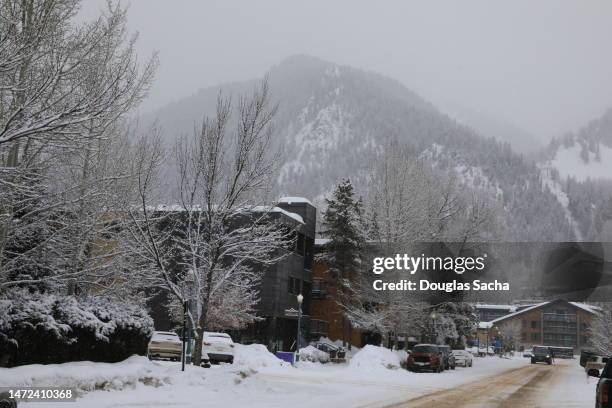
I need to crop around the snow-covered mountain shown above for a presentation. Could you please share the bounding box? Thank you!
[542,109,612,182]
[147,55,595,241]
[538,109,612,240]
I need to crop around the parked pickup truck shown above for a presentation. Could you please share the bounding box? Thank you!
[588,357,612,408]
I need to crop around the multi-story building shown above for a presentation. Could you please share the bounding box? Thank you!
[148,197,317,353]
[476,299,600,352]
[235,198,317,351]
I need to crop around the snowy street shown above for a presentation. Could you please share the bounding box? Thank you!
[386,359,595,407]
[2,352,596,408]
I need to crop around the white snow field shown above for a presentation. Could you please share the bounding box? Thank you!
[0,345,596,408]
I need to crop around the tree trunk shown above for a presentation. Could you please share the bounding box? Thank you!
[191,302,207,366]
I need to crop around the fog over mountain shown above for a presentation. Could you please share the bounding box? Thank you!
[144,55,612,241]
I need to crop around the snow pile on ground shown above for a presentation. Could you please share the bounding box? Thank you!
[233,344,288,369]
[394,349,409,367]
[299,346,330,363]
[349,345,401,370]
[0,356,172,393]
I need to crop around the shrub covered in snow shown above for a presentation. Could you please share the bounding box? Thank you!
[298,345,330,363]
[0,290,153,367]
[232,344,288,369]
[348,345,401,370]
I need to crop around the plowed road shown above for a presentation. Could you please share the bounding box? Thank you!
[385,360,592,408]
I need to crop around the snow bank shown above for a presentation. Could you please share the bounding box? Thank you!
[349,345,401,370]
[394,349,409,367]
[299,346,330,363]
[0,356,170,393]
[233,344,288,369]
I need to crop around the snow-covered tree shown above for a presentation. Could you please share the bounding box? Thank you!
[318,178,365,279]
[126,80,294,365]
[589,306,612,356]
[317,178,366,345]
[0,0,156,293]
[499,320,521,351]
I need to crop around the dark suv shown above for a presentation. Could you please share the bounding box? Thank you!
[438,345,456,370]
[531,346,553,365]
[407,344,443,373]
[588,357,611,408]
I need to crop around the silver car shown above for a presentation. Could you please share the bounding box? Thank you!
[452,349,473,367]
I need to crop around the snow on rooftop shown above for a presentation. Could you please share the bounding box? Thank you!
[483,300,601,326]
[251,206,304,224]
[474,304,517,311]
[278,196,313,205]
[147,204,304,224]
[315,238,331,246]
[569,302,602,315]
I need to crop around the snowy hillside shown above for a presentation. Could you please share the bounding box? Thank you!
[147,55,582,241]
[538,109,612,240]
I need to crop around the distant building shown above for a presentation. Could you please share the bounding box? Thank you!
[474,304,518,322]
[475,299,600,352]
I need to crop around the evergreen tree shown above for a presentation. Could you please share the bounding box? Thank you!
[318,178,365,281]
[317,179,365,347]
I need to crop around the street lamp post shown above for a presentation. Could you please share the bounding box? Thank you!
[486,326,490,357]
[429,311,438,344]
[296,293,304,365]
[182,300,187,372]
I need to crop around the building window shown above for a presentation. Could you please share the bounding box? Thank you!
[288,277,301,295]
[531,333,539,341]
[531,320,538,329]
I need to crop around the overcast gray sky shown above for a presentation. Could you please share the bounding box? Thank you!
[80,0,612,142]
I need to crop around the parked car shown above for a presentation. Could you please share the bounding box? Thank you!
[407,344,443,373]
[438,345,456,370]
[588,357,612,408]
[581,349,599,367]
[586,355,610,375]
[531,345,553,365]
[523,348,533,358]
[477,346,495,356]
[452,350,473,367]
[202,332,235,364]
[148,331,182,361]
[312,341,346,362]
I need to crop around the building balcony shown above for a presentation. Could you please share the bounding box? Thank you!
[310,318,329,337]
[543,314,577,323]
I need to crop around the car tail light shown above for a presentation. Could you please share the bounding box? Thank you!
[601,384,609,406]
